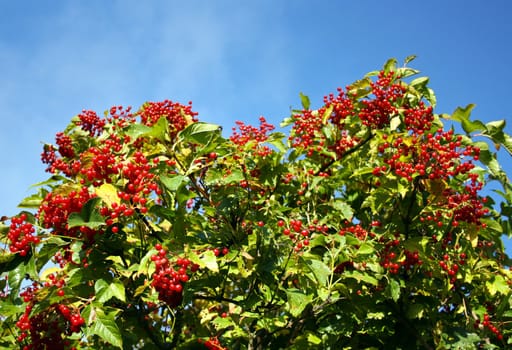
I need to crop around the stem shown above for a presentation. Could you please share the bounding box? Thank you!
[267,246,295,308]
[139,305,167,349]
[386,300,434,350]
[193,293,242,305]
[168,307,183,349]
[316,131,374,175]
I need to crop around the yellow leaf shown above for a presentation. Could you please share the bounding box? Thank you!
[134,283,148,297]
[95,183,120,207]
[390,115,401,131]
[40,266,61,281]
[468,227,479,248]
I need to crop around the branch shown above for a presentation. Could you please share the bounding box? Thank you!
[316,131,375,175]
[193,293,242,305]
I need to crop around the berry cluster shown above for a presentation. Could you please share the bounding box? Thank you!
[76,109,106,137]
[199,336,227,350]
[107,105,135,129]
[380,248,423,275]
[150,244,198,308]
[44,272,66,295]
[16,303,84,350]
[379,130,480,183]
[334,261,355,274]
[119,151,157,199]
[291,89,359,158]
[376,234,424,275]
[38,186,98,241]
[78,146,121,185]
[55,132,75,158]
[41,144,74,176]
[445,175,486,226]
[403,102,434,134]
[98,151,159,222]
[138,100,198,140]
[230,117,275,157]
[338,223,371,240]
[438,253,460,285]
[212,247,229,257]
[359,71,405,129]
[279,219,329,251]
[290,108,325,154]
[7,214,39,256]
[477,314,504,341]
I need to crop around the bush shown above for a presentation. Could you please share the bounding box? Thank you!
[1,58,511,349]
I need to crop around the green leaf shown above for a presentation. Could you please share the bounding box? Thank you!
[176,184,195,205]
[485,120,506,136]
[286,289,312,317]
[332,200,353,220]
[357,243,374,255]
[447,330,481,349]
[95,279,126,303]
[450,104,486,134]
[299,92,310,110]
[481,120,512,156]
[425,87,437,107]
[406,303,425,319]
[383,58,398,72]
[366,311,385,320]
[396,67,420,79]
[478,149,501,176]
[29,175,67,189]
[345,270,379,286]
[200,250,218,272]
[280,116,294,128]
[480,218,503,233]
[451,104,475,123]
[18,193,43,209]
[160,174,186,192]
[501,132,512,156]
[267,136,287,153]
[409,76,429,90]
[212,316,234,331]
[179,122,221,145]
[125,124,152,140]
[303,258,331,286]
[404,55,417,65]
[126,116,169,141]
[1,251,31,275]
[485,275,509,296]
[222,169,245,184]
[386,279,401,301]
[0,250,16,265]
[67,197,104,229]
[137,249,156,278]
[463,119,486,134]
[321,104,334,124]
[146,116,170,140]
[348,77,372,99]
[90,309,123,348]
[307,333,322,345]
[7,253,36,293]
[0,301,25,317]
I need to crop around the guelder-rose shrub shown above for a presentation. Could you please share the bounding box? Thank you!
[1,58,511,349]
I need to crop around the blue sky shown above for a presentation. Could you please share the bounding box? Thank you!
[1,1,511,252]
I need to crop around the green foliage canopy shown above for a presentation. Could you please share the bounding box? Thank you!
[1,58,512,349]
